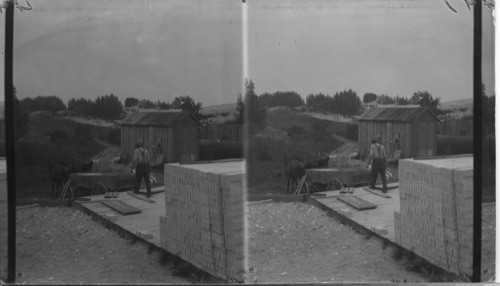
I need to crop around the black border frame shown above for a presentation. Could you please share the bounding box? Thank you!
[2,0,488,283]
[4,0,16,283]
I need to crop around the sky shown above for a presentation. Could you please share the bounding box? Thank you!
[2,0,243,106]
[0,0,496,106]
[248,0,495,103]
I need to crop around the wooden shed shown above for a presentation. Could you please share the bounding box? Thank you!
[120,111,202,164]
[358,107,439,159]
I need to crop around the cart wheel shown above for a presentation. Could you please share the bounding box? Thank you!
[327,179,343,191]
[92,183,107,196]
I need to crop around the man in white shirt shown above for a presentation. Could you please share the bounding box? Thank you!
[366,137,387,193]
[132,141,152,198]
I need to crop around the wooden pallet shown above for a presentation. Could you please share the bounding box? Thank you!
[101,200,141,215]
[337,195,377,210]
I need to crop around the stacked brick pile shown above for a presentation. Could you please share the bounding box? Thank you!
[394,156,473,276]
[160,161,245,281]
[0,162,7,278]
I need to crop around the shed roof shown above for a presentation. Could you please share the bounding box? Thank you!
[120,111,202,127]
[357,107,439,122]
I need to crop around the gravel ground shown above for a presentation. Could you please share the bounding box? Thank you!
[16,206,190,285]
[481,203,496,282]
[247,201,431,283]
[248,201,496,283]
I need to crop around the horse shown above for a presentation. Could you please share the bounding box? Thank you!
[48,163,70,198]
[284,155,307,193]
[284,154,330,193]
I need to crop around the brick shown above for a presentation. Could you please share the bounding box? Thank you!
[397,157,473,277]
[162,162,245,280]
[371,226,388,235]
[136,231,153,240]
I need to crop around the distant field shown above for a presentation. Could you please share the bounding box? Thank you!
[200,102,238,124]
[200,102,237,114]
[439,98,473,109]
[438,98,473,119]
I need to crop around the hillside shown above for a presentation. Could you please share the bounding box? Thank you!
[247,108,361,194]
[200,102,237,114]
[438,98,473,119]
[439,98,473,108]
[15,113,119,199]
[200,102,238,125]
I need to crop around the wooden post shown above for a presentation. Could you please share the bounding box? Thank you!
[471,0,482,282]
[4,0,16,282]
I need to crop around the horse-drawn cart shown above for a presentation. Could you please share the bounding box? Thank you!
[305,167,372,190]
[65,172,135,198]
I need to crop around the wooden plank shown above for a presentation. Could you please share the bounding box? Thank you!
[133,186,164,194]
[340,187,354,194]
[127,191,156,203]
[247,194,305,202]
[246,199,273,205]
[101,200,141,215]
[337,195,377,210]
[363,187,391,198]
[310,196,398,241]
[104,191,119,198]
[294,175,307,195]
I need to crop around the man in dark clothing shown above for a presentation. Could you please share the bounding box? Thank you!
[132,142,152,198]
[367,137,388,193]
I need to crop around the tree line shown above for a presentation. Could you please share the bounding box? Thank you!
[306,90,362,115]
[249,86,443,117]
[237,79,477,136]
[16,93,203,120]
[363,91,441,114]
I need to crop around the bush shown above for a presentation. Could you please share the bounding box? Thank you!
[107,128,121,145]
[198,140,243,161]
[311,121,328,141]
[249,135,271,161]
[345,124,358,141]
[49,130,68,141]
[363,93,377,103]
[436,135,473,155]
[16,140,36,164]
[287,125,305,138]
[74,124,91,138]
[125,97,139,108]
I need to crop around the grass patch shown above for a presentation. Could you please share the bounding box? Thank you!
[389,246,462,282]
